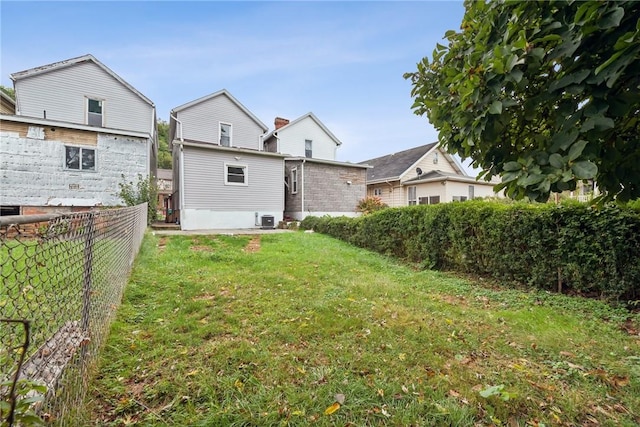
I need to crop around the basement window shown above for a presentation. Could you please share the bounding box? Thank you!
[65,146,96,171]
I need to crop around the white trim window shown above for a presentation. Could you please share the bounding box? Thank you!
[65,145,96,171]
[219,122,232,147]
[86,98,104,127]
[305,139,312,158]
[224,163,247,186]
[291,167,298,194]
[408,186,417,205]
[468,185,475,200]
[373,188,383,196]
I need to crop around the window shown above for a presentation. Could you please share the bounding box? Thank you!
[87,98,103,127]
[429,196,440,204]
[291,167,298,194]
[433,152,439,164]
[373,188,383,196]
[224,163,247,186]
[408,186,417,205]
[219,122,232,147]
[305,139,312,158]
[468,185,475,200]
[452,196,468,202]
[65,146,95,171]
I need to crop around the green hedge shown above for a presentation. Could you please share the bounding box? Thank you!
[301,201,640,301]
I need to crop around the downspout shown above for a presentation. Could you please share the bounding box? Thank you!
[170,113,184,142]
[301,159,306,214]
[179,142,185,222]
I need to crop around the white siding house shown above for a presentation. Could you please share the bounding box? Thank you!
[1,55,157,215]
[170,90,286,230]
[263,113,341,160]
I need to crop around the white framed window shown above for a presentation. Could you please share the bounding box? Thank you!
[87,98,103,127]
[219,122,232,147]
[305,139,312,158]
[408,186,417,205]
[373,188,383,196]
[468,185,475,200]
[452,196,468,202]
[65,146,96,171]
[429,195,440,204]
[224,163,247,186]
[291,167,298,194]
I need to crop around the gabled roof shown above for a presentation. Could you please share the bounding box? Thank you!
[263,112,342,146]
[360,142,439,182]
[10,54,154,107]
[171,89,268,132]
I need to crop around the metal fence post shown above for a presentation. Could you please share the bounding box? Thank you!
[81,214,96,334]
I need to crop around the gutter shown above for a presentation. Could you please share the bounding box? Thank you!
[301,159,306,213]
[170,113,183,142]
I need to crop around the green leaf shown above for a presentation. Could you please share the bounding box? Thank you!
[572,160,598,179]
[598,7,624,29]
[489,100,503,114]
[549,153,565,169]
[503,161,521,172]
[568,140,589,161]
[479,385,504,398]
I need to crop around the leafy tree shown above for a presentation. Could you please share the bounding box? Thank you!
[157,119,172,169]
[117,173,158,224]
[405,0,640,202]
[0,85,15,100]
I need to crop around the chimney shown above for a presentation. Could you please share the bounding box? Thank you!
[274,117,289,130]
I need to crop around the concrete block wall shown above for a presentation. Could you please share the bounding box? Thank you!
[304,163,366,213]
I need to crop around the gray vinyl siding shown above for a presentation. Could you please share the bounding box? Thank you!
[177,95,263,149]
[15,61,153,134]
[183,147,283,211]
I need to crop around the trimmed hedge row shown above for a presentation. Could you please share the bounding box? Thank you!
[300,201,640,301]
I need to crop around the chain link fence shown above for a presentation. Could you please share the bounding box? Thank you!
[1,204,147,425]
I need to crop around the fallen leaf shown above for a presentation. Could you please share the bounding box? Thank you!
[449,389,461,398]
[377,388,384,397]
[559,351,575,358]
[324,402,340,415]
[234,379,244,391]
[401,385,409,394]
[334,394,345,405]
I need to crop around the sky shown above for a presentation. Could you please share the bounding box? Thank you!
[0,1,466,164]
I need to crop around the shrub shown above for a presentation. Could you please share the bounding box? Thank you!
[308,201,640,302]
[356,196,388,215]
[117,173,157,225]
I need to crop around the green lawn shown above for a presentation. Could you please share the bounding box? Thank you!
[79,232,640,426]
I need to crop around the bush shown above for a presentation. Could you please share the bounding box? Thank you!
[356,196,388,215]
[308,201,640,302]
[117,173,158,225]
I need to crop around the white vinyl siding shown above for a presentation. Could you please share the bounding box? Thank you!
[177,94,264,149]
[277,116,337,160]
[15,61,153,134]
[182,147,283,211]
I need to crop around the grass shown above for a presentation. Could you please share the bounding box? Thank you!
[78,232,640,426]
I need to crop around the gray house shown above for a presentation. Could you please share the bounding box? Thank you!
[169,89,286,230]
[0,54,157,215]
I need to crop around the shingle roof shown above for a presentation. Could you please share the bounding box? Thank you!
[359,142,438,182]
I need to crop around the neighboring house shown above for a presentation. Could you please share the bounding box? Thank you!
[264,114,368,220]
[156,168,172,221]
[0,91,15,115]
[263,112,341,160]
[361,143,501,207]
[0,54,157,215]
[169,89,286,230]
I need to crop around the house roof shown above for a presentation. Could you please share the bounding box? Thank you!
[174,139,287,158]
[360,142,439,182]
[263,112,342,146]
[157,168,172,180]
[284,157,370,169]
[10,54,154,107]
[171,89,268,132]
[0,91,15,108]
